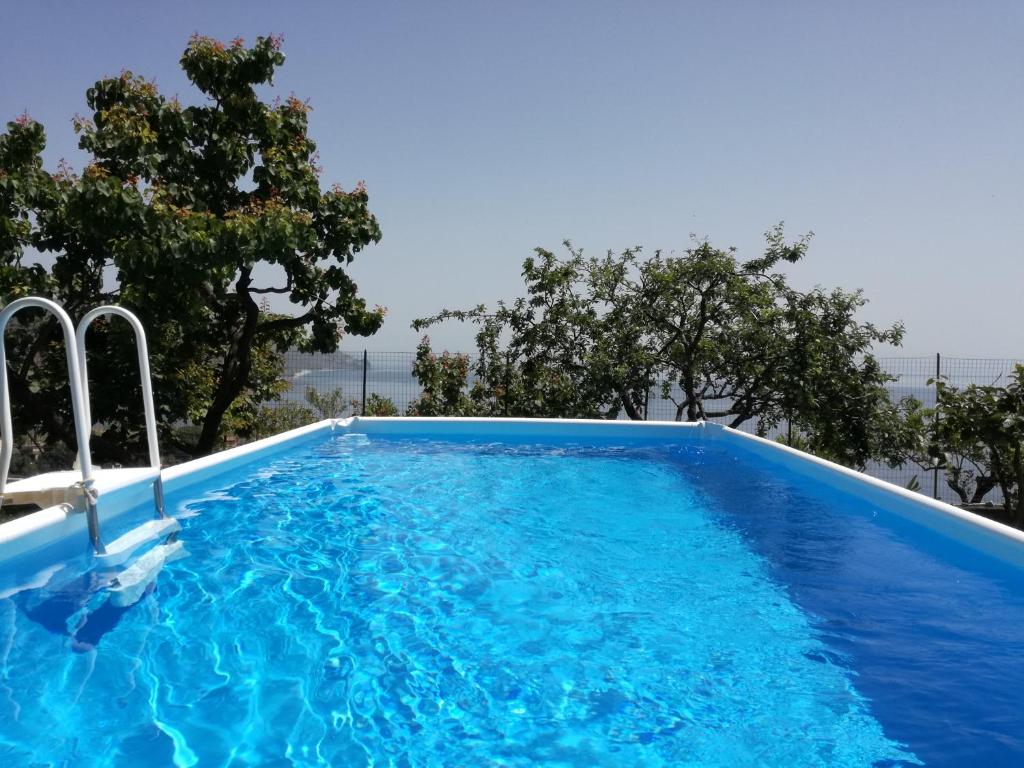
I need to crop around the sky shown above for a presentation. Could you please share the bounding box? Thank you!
[2,1,1022,355]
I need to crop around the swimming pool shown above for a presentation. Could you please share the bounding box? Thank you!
[1,419,1023,766]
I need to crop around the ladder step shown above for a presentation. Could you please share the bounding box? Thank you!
[108,539,187,608]
[95,517,181,568]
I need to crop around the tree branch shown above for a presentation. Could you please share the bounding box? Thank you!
[250,275,293,295]
[256,310,315,336]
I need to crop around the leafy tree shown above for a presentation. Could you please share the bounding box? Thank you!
[1,35,383,458]
[890,391,1001,507]
[363,393,399,417]
[769,287,919,469]
[407,337,481,417]
[929,367,1024,523]
[412,247,640,420]
[414,227,912,468]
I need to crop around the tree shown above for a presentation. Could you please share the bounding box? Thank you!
[769,286,919,469]
[1,34,383,458]
[412,246,644,420]
[407,337,481,416]
[414,227,913,468]
[929,367,1024,524]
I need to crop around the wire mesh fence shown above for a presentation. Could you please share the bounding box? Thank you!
[279,350,1023,505]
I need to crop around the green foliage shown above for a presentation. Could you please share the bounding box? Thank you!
[0,35,382,460]
[252,401,315,440]
[304,386,353,419]
[407,337,482,416]
[766,287,916,469]
[187,331,293,446]
[251,387,352,440]
[931,367,1024,524]
[0,118,80,462]
[0,116,57,294]
[363,393,398,417]
[415,227,909,468]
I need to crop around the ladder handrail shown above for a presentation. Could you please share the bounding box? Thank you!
[76,305,166,519]
[0,296,104,552]
[75,306,161,470]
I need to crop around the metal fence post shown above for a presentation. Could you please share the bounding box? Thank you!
[361,349,367,416]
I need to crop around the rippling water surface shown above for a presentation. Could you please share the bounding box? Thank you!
[2,432,1023,766]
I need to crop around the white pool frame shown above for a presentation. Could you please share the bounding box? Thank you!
[2,417,1024,569]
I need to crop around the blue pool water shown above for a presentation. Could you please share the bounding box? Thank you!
[2,432,1023,766]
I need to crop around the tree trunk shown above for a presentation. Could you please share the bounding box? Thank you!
[618,387,642,421]
[728,411,753,430]
[193,270,261,454]
[969,475,998,505]
[683,371,700,421]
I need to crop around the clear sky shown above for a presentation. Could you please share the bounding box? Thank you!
[2,1,1022,355]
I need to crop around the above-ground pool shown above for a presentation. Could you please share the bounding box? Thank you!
[1,419,1023,766]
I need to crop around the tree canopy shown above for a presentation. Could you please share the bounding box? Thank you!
[928,367,1024,523]
[0,34,383,461]
[413,227,916,469]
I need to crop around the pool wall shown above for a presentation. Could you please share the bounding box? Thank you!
[2,417,1022,569]
[0,471,161,564]
[709,422,1024,566]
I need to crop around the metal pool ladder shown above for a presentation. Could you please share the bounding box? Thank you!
[76,305,168,520]
[0,298,178,563]
[77,305,180,575]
